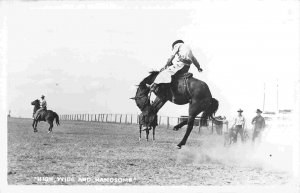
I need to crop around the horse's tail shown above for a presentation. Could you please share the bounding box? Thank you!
[201,98,219,126]
[53,112,60,126]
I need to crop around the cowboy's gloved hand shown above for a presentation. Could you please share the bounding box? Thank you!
[198,68,203,72]
[160,67,166,72]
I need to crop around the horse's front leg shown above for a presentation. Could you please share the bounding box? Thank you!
[146,127,149,141]
[34,120,38,132]
[32,119,36,132]
[139,124,142,141]
[152,126,155,141]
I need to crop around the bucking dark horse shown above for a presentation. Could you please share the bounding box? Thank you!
[131,71,218,149]
[31,99,60,133]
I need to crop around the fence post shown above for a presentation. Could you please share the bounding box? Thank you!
[159,116,161,125]
[125,114,127,124]
[198,118,201,134]
[106,114,108,122]
[115,114,117,123]
[167,116,169,129]
[131,114,133,124]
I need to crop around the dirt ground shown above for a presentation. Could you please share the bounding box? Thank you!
[7,117,293,185]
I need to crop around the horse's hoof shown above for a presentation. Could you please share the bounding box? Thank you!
[173,127,179,131]
[48,131,52,134]
[139,138,141,141]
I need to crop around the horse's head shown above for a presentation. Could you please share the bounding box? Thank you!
[31,99,40,107]
[130,71,160,126]
[130,71,159,111]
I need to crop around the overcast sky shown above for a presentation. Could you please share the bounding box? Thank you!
[1,0,299,120]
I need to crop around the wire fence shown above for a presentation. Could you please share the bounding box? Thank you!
[59,113,229,135]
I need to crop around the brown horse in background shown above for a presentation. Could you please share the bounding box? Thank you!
[31,99,60,133]
[138,112,158,141]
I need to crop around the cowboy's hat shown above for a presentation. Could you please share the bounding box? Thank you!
[256,109,262,113]
[41,95,45,98]
[237,108,243,112]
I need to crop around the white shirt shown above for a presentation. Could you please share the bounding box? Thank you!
[234,115,245,126]
[172,43,193,66]
[41,99,47,108]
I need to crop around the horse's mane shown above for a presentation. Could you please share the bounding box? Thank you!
[139,71,159,87]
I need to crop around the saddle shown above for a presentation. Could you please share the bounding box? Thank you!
[170,73,193,102]
[35,109,48,120]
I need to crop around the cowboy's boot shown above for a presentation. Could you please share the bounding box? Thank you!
[169,86,176,103]
[146,83,158,92]
[146,83,159,98]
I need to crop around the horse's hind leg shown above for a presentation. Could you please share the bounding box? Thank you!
[173,120,188,131]
[177,100,207,148]
[47,120,53,133]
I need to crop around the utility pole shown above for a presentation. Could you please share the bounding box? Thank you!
[276,79,279,113]
[263,83,265,112]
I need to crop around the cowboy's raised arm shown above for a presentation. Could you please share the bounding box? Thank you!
[190,53,202,72]
[163,46,180,69]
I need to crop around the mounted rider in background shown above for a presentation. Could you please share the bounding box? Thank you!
[34,95,47,119]
[147,40,203,93]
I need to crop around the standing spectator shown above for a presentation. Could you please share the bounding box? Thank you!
[251,109,265,144]
[232,108,246,143]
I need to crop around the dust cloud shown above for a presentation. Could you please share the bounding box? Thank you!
[176,114,299,176]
